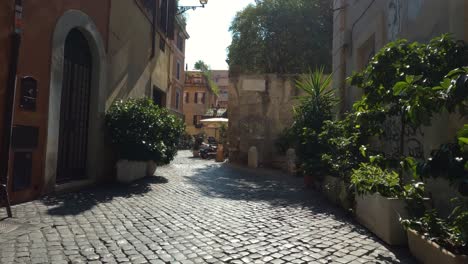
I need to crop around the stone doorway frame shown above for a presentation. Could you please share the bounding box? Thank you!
[44,10,107,193]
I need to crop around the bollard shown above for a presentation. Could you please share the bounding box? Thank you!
[248,146,258,168]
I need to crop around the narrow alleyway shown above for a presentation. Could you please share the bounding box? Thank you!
[0,151,415,264]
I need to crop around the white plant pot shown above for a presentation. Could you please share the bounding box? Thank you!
[116,160,157,183]
[355,193,409,245]
[407,229,468,264]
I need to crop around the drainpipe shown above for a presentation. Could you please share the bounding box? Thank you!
[1,0,22,218]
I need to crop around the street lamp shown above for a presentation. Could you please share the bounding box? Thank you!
[177,0,208,15]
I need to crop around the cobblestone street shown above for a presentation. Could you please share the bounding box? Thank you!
[0,151,415,264]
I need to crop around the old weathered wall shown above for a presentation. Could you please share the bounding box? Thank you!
[107,0,154,108]
[9,0,110,203]
[228,74,302,166]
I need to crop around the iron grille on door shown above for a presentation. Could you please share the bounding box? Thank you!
[56,29,92,183]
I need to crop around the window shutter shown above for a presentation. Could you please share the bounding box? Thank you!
[195,92,198,104]
[193,115,197,126]
[202,93,206,104]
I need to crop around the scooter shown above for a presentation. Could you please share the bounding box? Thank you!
[199,143,217,159]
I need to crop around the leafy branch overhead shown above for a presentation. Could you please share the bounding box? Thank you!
[227,0,332,74]
[194,60,219,95]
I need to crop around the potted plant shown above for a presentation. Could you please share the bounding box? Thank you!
[351,158,430,246]
[105,98,184,183]
[401,204,468,264]
[291,68,335,188]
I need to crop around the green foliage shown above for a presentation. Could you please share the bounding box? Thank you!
[227,0,332,74]
[418,143,467,183]
[351,35,468,140]
[351,163,402,198]
[219,124,228,145]
[351,161,426,200]
[458,124,468,147]
[275,128,297,155]
[105,98,185,165]
[319,112,367,179]
[194,60,219,95]
[292,69,335,175]
[194,60,209,71]
[401,201,468,255]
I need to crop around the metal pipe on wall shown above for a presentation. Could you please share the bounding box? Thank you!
[1,0,22,218]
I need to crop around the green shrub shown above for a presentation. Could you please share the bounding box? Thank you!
[319,112,367,180]
[105,98,185,165]
[351,163,402,198]
[350,35,468,161]
[292,68,335,175]
[275,128,297,155]
[401,202,468,255]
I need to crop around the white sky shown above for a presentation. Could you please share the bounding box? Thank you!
[181,0,256,71]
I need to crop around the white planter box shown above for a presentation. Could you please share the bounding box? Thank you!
[321,176,352,210]
[116,160,157,183]
[407,229,468,264]
[355,193,409,245]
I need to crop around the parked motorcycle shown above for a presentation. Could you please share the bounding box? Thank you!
[199,143,217,159]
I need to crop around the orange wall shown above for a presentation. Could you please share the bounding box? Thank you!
[8,0,110,202]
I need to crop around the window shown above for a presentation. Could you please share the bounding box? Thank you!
[177,35,184,51]
[177,61,181,80]
[184,92,189,103]
[193,115,203,128]
[152,86,166,107]
[194,92,205,104]
[175,91,180,110]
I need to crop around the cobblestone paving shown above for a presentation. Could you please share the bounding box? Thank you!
[0,151,416,264]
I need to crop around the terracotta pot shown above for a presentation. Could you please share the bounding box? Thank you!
[216,144,224,162]
[407,229,468,264]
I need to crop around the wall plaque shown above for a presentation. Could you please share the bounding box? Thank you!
[19,76,37,111]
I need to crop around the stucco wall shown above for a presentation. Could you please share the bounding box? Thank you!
[7,0,110,203]
[228,74,301,166]
[107,0,154,108]
[183,72,216,135]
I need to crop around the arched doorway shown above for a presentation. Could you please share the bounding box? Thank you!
[56,29,92,183]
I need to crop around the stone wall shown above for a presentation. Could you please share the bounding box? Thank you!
[228,74,303,166]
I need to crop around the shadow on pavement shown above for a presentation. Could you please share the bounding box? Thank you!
[187,162,339,213]
[186,162,416,262]
[41,176,168,216]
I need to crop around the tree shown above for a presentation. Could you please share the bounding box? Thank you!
[227,0,332,74]
[194,60,219,95]
[194,60,210,71]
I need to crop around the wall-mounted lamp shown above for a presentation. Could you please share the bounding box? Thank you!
[177,0,208,15]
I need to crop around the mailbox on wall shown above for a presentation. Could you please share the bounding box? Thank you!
[19,76,37,111]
